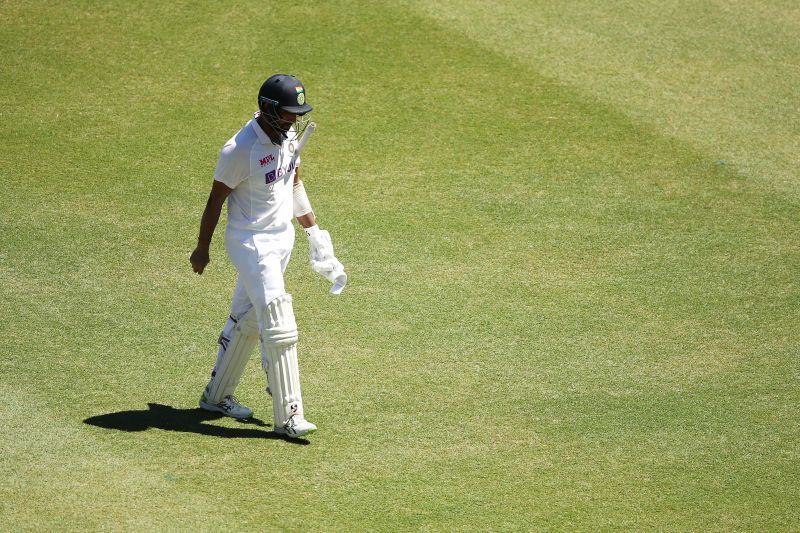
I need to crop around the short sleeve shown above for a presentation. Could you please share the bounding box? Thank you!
[213,141,250,189]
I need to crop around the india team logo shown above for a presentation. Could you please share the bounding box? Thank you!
[295,86,305,105]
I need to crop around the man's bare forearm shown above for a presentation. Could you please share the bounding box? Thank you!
[190,180,233,275]
[197,193,224,249]
[296,212,316,229]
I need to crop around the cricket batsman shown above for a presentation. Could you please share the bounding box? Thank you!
[189,74,346,438]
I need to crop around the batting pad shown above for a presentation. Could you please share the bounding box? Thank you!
[260,294,304,428]
[205,307,259,403]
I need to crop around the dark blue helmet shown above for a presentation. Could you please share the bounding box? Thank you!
[258,74,313,115]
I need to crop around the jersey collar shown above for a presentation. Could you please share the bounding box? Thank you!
[250,114,271,145]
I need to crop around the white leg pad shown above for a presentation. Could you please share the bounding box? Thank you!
[205,307,259,403]
[260,294,305,428]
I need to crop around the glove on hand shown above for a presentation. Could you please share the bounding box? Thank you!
[305,225,347,294]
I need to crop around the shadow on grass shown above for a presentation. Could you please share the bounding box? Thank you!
[83,403,309,445]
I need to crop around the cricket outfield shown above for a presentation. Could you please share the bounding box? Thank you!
[1,1,798,530]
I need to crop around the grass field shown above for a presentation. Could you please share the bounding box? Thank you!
[2,1,798,530]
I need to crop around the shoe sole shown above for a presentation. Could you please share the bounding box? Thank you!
[199,400,253,419]
[275,427,317,438]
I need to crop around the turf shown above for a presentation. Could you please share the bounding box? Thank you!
[1,1,798,530]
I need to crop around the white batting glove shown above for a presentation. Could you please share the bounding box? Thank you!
[305,225,347,295]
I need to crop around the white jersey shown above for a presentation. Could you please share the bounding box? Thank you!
[214,117,300,241]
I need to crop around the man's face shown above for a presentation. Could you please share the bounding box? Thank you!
[274,109,298,133]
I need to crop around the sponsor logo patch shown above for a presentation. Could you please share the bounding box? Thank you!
[259,154,275,167]
[265,159,297,184]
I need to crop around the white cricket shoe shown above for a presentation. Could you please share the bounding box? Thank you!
[275,415,317,438]
[199,393,253,419]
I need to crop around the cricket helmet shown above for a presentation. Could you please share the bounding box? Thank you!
[258,74,313,115]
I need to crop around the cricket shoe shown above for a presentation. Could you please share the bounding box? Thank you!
[275,415,317,438]
[199,393,253,419]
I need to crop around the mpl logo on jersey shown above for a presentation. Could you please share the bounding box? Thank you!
[259,154,275,167]
[265,160,297,184]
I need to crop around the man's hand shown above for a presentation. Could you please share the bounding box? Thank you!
[190,247,211,274]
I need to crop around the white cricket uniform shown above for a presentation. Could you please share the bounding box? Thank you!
[214,117,301,324]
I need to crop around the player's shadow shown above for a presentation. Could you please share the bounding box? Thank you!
[83,403,309,445]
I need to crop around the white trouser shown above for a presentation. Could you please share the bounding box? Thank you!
[224,229,294,321]
[221,229,309,427]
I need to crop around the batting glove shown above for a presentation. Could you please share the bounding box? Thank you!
[305,225,347,295]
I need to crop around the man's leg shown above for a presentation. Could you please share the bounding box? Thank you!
[226,234,315,436]
[260,293,316,437]
[199,279,258,419]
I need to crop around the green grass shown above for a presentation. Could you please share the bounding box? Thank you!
[2,1,798,530]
